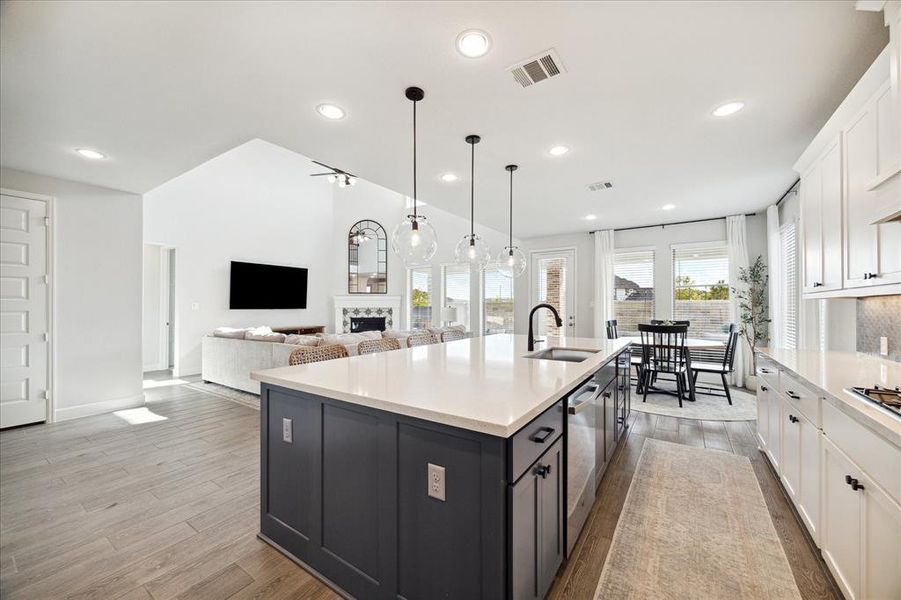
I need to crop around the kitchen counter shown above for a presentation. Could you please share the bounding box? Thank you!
[758,347,900,444]
[252,333,630,438]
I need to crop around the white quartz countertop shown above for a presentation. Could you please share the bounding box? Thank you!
[251,334,631,437]
[758,347,900,442]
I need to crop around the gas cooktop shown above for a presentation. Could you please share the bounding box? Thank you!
[846,386,901,418]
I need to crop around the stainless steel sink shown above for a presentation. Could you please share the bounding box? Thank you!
[525,348,598,363]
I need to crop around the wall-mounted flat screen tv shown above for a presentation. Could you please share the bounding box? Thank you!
[229,261,308,309]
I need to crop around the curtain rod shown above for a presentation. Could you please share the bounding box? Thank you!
[775,177,800,207]
[589,212,757,234]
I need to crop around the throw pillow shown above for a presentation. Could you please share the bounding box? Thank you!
[212,327,248,339]
[245,331,287,343]
[285,334,320,346]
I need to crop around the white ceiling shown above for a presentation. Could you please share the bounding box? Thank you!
[0,1,887,237]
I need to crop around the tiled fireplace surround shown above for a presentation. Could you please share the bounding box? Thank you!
[333,295,402,334]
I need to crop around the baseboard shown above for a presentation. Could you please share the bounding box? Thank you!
[143,363,166,373]
[54,393,146,421]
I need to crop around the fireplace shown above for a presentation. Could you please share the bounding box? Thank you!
[350,316,386,333]
[333,295,402,333]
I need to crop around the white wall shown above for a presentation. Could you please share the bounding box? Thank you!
[0,167,144,420]
[145,139,513,375]
[142,244,164,370]
[515,213,768,338]
[144,139,335,376]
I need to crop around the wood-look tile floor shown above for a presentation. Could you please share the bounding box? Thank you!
[0,383,840,599]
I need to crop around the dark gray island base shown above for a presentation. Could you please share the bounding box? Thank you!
[258,346,630,600]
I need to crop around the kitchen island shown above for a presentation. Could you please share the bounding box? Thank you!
[251,334,631,600]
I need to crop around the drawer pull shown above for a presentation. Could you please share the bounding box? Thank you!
[786,390,800,400]
[760,368,773,373]
[530,427,555,444]
[788,414,799,424]
[535,464,552,479]
[813,282,823,287]
[760,385,768,392]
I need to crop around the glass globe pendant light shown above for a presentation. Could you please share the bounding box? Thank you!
[392,86,438,267]
[454,135,492,270]
[496,164,527,278]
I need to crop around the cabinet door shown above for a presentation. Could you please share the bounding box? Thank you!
[860,472,901,600]
[821,439,862,600]
[766,391,782,472]
[843,104,880,289]
[603,387,616,463]
[756,382,769,450]
[511,471,540,600]
[781,399,801,502]
[538,438,564,596]
[819,138,844,291]
[797,416,821,545]
[801,162,824,291]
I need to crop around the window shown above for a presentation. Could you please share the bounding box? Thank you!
[409,268,432,329]
[672,244,730,338]
[483,268,514,334]
[780,221,798,349]
[441,264,471,331]
[613,249,655,336]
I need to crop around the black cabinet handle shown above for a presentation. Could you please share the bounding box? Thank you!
[863,272,877,280]
[603,391,612,398]
[813,282,823,287]
[786,391,800,400]
[788,414,799,424]
[851,480,865,491]
[530,426,555,444]
[760,385,768,392]
[760,368,772,373]
[845,475,853,485]
[535,464,551,479]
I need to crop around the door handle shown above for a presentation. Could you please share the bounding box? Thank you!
[530,426,555,444]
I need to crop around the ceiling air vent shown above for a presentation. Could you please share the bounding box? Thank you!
[587,181,613,192]
[507,49,566,88]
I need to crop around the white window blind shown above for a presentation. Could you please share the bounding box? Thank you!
[409,268,432,329]
[483,268,514,333]
[613,250,655,336]
[672,244,730,338]
[441,264,471,331]
[780,222,798,350]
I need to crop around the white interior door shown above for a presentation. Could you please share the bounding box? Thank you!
[530,249,576,339]
[1,193,49,428]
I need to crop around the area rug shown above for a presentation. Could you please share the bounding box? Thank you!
[185,381,260,410]
[595,439,801,599]
[631,383,756,421]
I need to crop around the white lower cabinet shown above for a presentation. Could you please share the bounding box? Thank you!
[821,437,901,600]
[779,395,822,546]
[766,385,782,472]
[756,379,770,451]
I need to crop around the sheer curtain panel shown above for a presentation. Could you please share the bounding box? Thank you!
[593,230,615,339]
[726,215,750,387]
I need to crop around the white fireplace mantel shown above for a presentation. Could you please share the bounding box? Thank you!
[333,295,403,333]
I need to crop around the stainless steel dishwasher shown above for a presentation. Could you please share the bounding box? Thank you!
[566,374,600,554]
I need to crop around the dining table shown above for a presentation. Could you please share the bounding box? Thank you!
[619,336,725,401]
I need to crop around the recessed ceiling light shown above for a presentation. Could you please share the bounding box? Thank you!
[75,148,106,160]
[456,29,491,58]
[712,101,744,117]
[662,203,676,210]
[316,103,346,120]
[583,214,597,221]
[440,172,458,183]
[548,145,570,157]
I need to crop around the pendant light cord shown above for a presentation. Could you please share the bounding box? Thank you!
[509,168,513,250]
[412,99,418,220]
[470,140,475,239]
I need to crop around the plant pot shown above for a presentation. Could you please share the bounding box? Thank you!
[745,375,758,392]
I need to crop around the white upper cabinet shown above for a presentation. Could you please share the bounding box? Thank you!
[796,44,901,298]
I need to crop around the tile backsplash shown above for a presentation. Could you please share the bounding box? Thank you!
[856,295,901,362]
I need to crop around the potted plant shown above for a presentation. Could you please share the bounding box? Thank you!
[732,255,770,390]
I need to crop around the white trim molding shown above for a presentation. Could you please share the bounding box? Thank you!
[54,393,146,422]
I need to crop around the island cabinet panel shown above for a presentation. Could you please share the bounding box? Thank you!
[259,384,509,600]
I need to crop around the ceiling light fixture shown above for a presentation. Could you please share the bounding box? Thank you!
[310,160,356,187]
[76,148,106,160]
[662,203,676,210]
[456,29,491,58]
[440,172,458,183]
[455,135,492,270]
[712,101,744,117]
[316,103,346,120]
[548,145,570,157]
[392,87,437,267]
[583,214,598,221]
[496,164,527,279]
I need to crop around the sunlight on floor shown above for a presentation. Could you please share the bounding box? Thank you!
[113,407,168,425]
[142,377,190,389]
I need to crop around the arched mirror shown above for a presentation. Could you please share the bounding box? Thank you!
[348,219,387,294]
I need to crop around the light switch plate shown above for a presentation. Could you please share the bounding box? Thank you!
[282,418,293,443]
[880,336,888,356]
[427,463,446,501]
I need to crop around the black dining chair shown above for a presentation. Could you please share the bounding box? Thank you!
[690,326,739,405]
[638,323,691,407]
[607,319,644,382]
[650,319,691,327]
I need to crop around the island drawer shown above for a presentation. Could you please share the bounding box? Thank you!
[509,400,564,482]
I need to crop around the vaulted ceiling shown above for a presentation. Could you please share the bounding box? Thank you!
[0,1,887,236]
